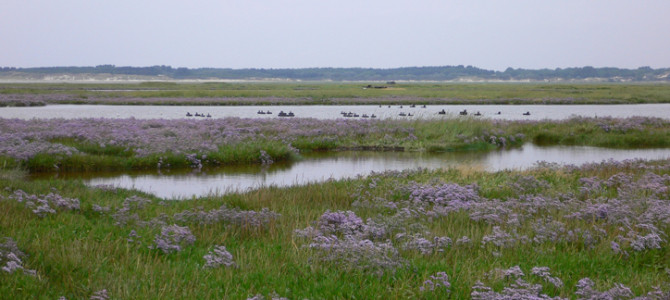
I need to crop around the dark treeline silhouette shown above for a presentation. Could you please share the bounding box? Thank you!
[1,65,669,81]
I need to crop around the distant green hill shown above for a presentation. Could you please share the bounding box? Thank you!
[1,65,669,82]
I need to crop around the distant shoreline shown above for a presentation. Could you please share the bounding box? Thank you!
[2,65,669,82]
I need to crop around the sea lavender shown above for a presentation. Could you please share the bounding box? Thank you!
[471,278,566,300]
[259,150,274,165]
[0,117,409,163]
[150,224,196,254]
[532,219,567,244]
[306,235,404,275]
[481,226,528,249]
[420,271,451,292]
[398,233,452,254]
[574,278,634,299]
[172,205,279,229]
[92,204,111,214]
[0,237,36,276]
[531,267,563,289]
[7,189,80,217]
[127,230,141,244]
[508,175,551,195]
[456,236,472,246]
[203,245,235,269]
[112,196,152,226]
[245,292,288,300]
[487,265,525,280]
[89,289,109,300]
[316,210,366,236]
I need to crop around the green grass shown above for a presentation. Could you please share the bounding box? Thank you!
[3,82,670,104]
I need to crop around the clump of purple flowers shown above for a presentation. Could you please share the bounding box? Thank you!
[396,233,452,254]
[203,245,236,269]
[0,94,47,107]
[615,224,666,253]
[595,116,667,133]
[0,136,80,162]
[295,210,404,274]
[0,117,410,165]
[574,278,632,299]
[92,204,111,214]
[126,230,142,244]
[471,278,562,300]
[0,237,36,276]
[315,210,366,236]
[185,153,204,169]
[531,267,563,289]
[245,291,288,300]
[111,195,153,226]
[481,226,529,249]
[486,265,525,280]
[259,150,274,165]
[172,205,280,229]
[507,175,551,194]
[473,265,570,299]
[89,289,109,300]
[574,278,669,299]
[420,271,451,293]
[150,224,196,254]
[7,189,80,218]
[306,235,404,275]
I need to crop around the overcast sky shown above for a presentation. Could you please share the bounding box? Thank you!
[2,0,669,70]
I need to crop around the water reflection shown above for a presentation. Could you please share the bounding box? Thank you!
[3,103,670,120]
[31,144,670,199]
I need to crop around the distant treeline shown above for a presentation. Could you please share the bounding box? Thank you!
[1,65,669,81]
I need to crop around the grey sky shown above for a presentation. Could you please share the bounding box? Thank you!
[2,0,669,70]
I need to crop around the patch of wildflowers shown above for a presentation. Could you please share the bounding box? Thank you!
[203,245,236,269]
[89,289,109,300]
[0,237,36,276]
[420,271,451,292]
[150,224,196,254]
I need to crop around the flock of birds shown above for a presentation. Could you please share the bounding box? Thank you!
[446,109,531,116]
[340,111,377,118]
[185,106,532,119]
[185,112,211,118]
[341,105,532,118]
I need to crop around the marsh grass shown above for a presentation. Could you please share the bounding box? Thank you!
[7,116,667,173]
[2,159,669,299]
[3,82,670,105]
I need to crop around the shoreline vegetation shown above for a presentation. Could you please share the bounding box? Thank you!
[1,116,669,173]
[2,83,670,106]
[2,65,669,82]
[1,157,669,298]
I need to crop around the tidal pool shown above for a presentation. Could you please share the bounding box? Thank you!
[32,144,670,199]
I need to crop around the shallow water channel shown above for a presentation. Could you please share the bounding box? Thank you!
[3,103,670,120]
[32,144,670,199]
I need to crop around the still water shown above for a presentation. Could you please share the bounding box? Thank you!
[32,144,670,199]
[3,104,670,120]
